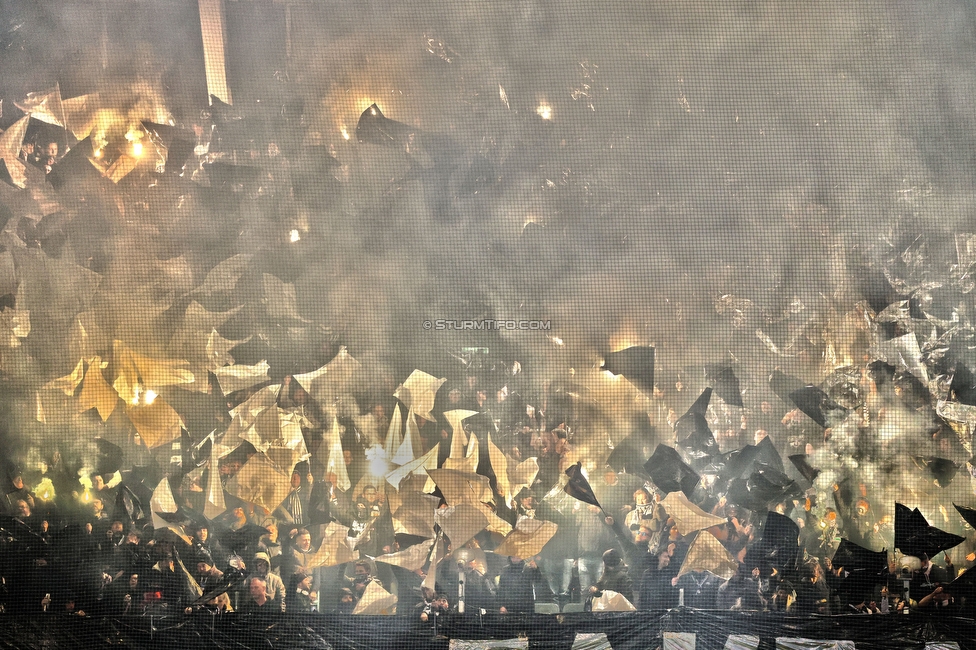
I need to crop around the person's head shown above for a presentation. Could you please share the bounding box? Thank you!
[14,499,30,518]
[253,552,271,576]
[249,576,267,600]
[291,472,302,489]
[432,593,449,611]
[339,588,355,605]
[604,469,618,485]
[265,522,278,542]
[194,525,209,543]
[129,573,139,588]
[362,485,377,503]
[126,530,142,545]
[43,141,58,158]
[110,521,124,535]
[657,549,671,570]
[602,549,623,570]
[354,561,370,580]
[636,525,653,546]
[295,529,311,551]
[553,429,569,454]
[634,488,651,505]
[11,474,24,490]
[517,489,535,510]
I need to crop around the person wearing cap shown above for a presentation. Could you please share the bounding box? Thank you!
[587,549,634,605]
[248,552,286,612]
[194,551,224,592]
[190,524,226,568]
[287,570,314,613]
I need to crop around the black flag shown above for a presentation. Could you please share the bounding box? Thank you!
[564,461,602,509]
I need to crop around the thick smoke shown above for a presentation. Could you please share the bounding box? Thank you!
[0,0,975,549]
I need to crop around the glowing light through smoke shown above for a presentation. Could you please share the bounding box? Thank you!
[537,103,553,120]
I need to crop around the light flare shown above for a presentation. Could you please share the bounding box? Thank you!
[289,229,301,243]
[36,478,55,501]
[536,103,553,120]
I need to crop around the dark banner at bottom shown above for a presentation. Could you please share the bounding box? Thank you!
[0,611,971,650]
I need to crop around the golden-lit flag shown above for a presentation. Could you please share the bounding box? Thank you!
[391,408,422,466]
[434,503,488,547]
[307,521,357,569]
[261,273,309,322]
[205,328,241,370]
[225,452,293,511]
[112,340,196,402]
[0,308,30,347]
[191,254,252,298]
[392,492,440,538]
[67,313,109,365]
[383,403,403,458]
[493,518,558,560]
[213,360,270,396]
[150,477,192,544]
[15,86,65,127]
[203,443,226,519]
[278,410,310,459]
[126,399,183,448]
[60,94,95,140]
[373,539,434,572]
[661,491,728,536]
[488,434,539,507]
[324,413,351,492]
[240,407,281,453]
[352,579,397,615]
[0,116,28,161]
[78,357,118,421]
[292,346,362,406]
[393,370,446,421]
[426,468,494,508]
[0,116,28,188]
[422,535,444,592]
[45,358,86,396]
[591,590,636,612]
[677,531,738,580]
[444,409,478,457]
[226,384,280,434]
[444,409,478,448]
[385,445,438,490]
[12,248,101,321]
[442,427,479,474]
[103,154,138,183]
[168,301,242,364]
[35,389,75,426]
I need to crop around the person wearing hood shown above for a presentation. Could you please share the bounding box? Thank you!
[247,552,286,612]
[587,549,634,604]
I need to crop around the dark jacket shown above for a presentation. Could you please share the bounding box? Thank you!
[497,561,543,613]
[593,565,634,603]
[639,564,678,610]
[716,576,763,610]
